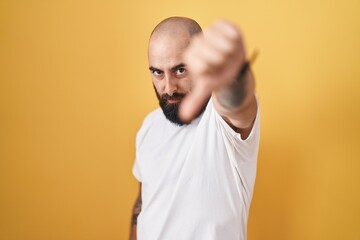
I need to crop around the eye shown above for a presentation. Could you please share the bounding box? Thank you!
[151,69,163,77]
[176,67,186,76]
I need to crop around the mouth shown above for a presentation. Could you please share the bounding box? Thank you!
[167,98,182,104]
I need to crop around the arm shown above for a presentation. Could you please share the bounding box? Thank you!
[212,67,257,140]
[180,19,257,137]
[129,183,142,240]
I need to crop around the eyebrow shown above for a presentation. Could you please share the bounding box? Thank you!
[171,63,186,71]
[149,63,186,72]
[149,66,161,72]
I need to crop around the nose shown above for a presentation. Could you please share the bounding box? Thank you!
[164,74,178,96]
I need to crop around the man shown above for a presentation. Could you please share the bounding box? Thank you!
[130,16,260,240]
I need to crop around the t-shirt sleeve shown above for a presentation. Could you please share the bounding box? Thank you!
[210,96,260,202]
[132,157,142,182]
[132,128,144,182]
[211,96,261,163]
[130,109,160,183]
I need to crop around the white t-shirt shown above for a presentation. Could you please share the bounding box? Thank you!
[132,97,260,240]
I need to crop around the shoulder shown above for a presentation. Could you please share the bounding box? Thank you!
[135,108,163,147]
[141,108,163,128]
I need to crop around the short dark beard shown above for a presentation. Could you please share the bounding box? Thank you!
[153,85,208,126]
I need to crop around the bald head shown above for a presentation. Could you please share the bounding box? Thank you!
[148,17,202,67]
[150,16,202,39]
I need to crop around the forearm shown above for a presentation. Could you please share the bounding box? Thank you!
[130,225,137,240]
[213,68,257,130]
[129,191,142,240]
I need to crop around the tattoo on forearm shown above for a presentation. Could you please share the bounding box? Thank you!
[132,196,142,225]
[217,64,249,109]
[217,51,258,110]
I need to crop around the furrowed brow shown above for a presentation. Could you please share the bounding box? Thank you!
[149,66,162,72]
[171,63,186,71]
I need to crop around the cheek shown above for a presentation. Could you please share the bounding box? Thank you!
[152,78,163,93]
[179,77,193,93]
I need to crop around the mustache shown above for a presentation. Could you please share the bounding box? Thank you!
[160,92,186,101]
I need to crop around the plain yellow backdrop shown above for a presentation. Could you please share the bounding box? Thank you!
[1,0,359,239]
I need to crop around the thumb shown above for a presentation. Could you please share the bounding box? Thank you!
[179,83,212,123]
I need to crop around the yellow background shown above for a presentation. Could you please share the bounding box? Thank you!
[1,0,359,239]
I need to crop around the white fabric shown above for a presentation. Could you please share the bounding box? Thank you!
[132,97,260,240]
